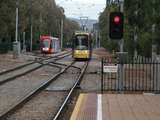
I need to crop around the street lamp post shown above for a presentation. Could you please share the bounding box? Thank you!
[60,18,63,49]
[30,0,33,52]
[15,2,18,43]
[60,8,64,49]
[13,0,21,58]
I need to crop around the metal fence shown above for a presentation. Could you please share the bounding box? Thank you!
[101,57,160,93]
[0,43,12,53]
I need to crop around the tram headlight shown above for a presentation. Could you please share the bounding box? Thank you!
[84,50,88,54]
[75,50,80,54]
[43,48,49,51]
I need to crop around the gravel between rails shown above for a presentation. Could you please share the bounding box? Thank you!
[0,65,60,115]
[46,63,82,91]
[0,63,41,82]
[80,59,101,92]
[5,62,85,120]
[6,92,67,120]
[0,51,70,73]
[0,54,36,73]
[0,53,72,85]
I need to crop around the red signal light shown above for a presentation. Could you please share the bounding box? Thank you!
[109,12,124,39]
[114,16,120,24]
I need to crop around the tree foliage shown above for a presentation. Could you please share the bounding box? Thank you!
[0,0,80,52]
[99,3,119,52]
[99,0,160,57]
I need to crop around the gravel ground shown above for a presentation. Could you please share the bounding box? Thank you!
[57,55,73,65]
[6,92,67,120]
[46,62,84,91]
[0,65,60,115]
[0,53,35,73]
[80,59,101,92]
[0,51,69,73]
[0,63,41,82]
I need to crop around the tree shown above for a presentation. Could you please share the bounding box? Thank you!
[0,0,80,52]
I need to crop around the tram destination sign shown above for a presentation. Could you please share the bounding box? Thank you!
[103,65,118,73]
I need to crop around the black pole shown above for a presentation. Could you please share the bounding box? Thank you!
[30,0,33,51]
[101,58,104,94]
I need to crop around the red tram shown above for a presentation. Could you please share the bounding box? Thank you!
[40,35,60,54]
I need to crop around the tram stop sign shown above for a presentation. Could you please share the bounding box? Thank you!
[103,65,118,73]
[109,12,124,39]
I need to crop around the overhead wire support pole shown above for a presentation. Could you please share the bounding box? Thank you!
[13,0,21,58]
[80,16,88,31]
[119,0,124,52]
[60,7,64,49]
[15,1,19,43]
[106,0,110,7]
[60,18,64,49]
[30,0,33,52]
[119,0,124,92]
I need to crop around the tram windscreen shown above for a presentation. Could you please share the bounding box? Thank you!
[75,35,88,50]
[42,40,49,48]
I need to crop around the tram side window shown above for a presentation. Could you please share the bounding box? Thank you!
[75,35,88,50]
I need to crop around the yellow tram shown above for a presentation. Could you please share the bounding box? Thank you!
[72,31,92,60]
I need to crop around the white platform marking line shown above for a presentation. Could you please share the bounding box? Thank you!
[97,94,102,120]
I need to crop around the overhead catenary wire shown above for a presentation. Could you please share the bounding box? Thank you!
[55,0,105,19]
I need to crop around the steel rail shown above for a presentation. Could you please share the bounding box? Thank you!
[0,51,71,76]
[24,50,71,59]
[0,61,75,119]
[53,61,89,120]
[0,62,35,75]
[0,52,71,86]
[49,62,81,71]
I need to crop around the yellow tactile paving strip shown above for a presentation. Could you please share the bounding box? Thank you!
[70,94,85,120]
[70,93,97,120]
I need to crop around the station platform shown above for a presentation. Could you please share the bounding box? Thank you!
[70,93,160,120]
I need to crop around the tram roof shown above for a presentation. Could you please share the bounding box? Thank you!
[40,35,59,40]
[75,31,90,35]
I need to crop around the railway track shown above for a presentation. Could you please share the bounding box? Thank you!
[53,61,89,120]
[0,51,71,85]
[0,60,88,120]
[0,60,76,119]
[0,51,71,75]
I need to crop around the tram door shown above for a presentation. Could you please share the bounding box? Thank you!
[55,40,60,52]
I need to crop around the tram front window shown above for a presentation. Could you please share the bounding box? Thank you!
[42,40,49,48]
[75,35,88,50]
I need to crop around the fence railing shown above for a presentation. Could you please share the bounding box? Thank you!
[0,43,12,53]
[101,57,160,93]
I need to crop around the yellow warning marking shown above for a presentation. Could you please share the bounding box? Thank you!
[70,94,85,120]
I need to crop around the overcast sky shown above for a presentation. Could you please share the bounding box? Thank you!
[55,0,106,20]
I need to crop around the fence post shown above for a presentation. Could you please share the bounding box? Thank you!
[101,58,104,94]
[157,62,160,93]
[119,63,123,92]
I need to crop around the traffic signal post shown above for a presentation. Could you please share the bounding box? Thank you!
[109,2,126,92]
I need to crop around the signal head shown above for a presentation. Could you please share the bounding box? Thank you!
[109,12,124,39]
